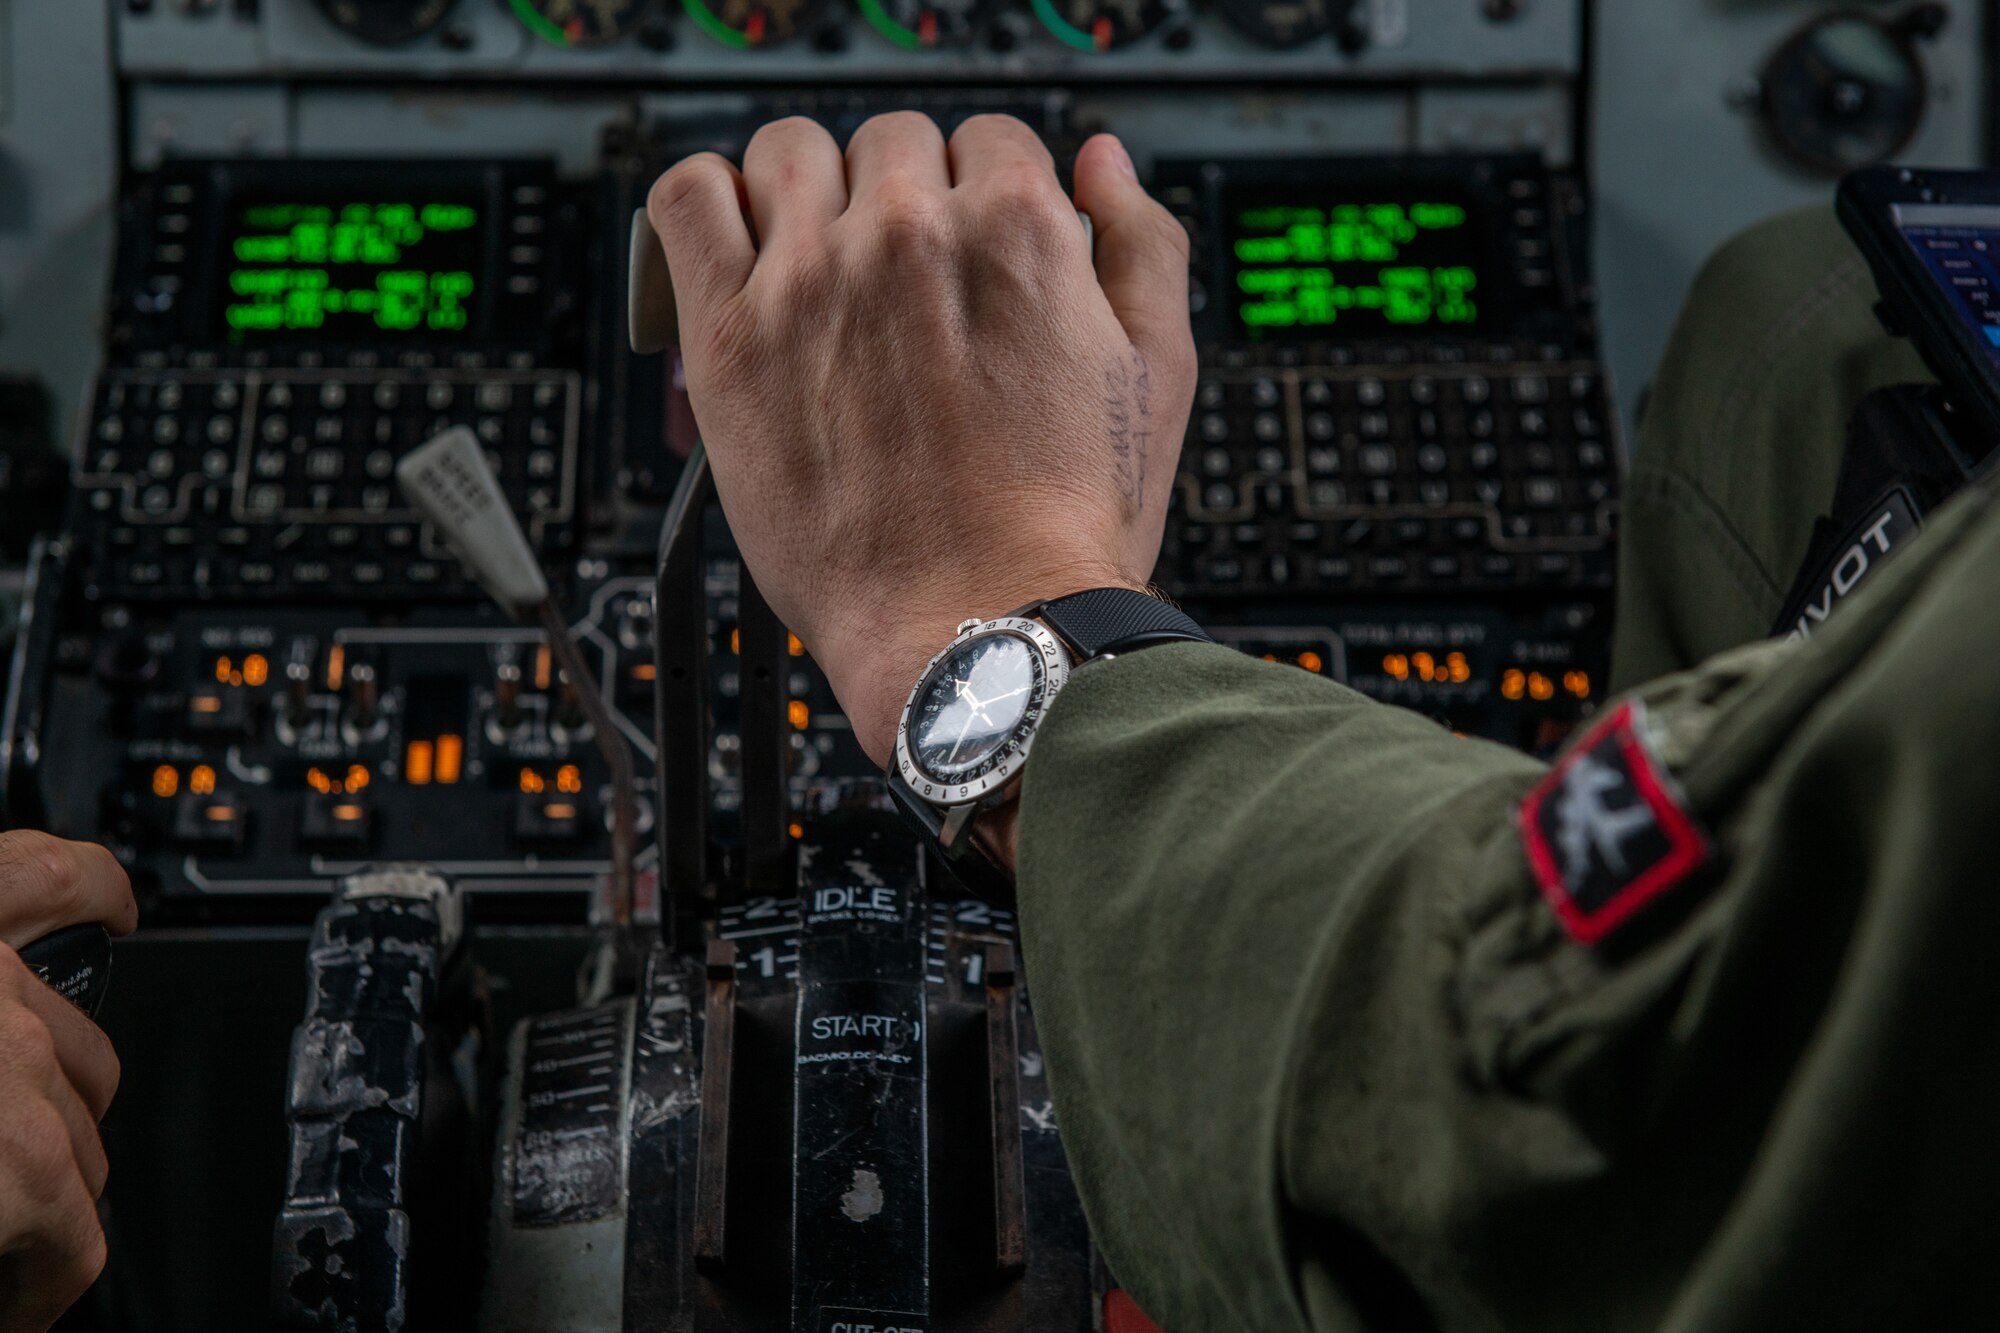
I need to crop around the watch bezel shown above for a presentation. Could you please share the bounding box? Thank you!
[894,616,1072,808]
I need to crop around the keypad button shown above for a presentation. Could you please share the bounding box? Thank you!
[1511,375,1549,404]
[1307,481,1346,510]
[1357,445,1397,477]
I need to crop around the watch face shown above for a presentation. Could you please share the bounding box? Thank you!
[910,632,1045,785]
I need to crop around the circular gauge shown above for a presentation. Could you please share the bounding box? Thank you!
[1212,0,1332,48]
[1030,0,1173,52]
[312,0,457,45]
[510,0,658,45]
[1759,9,1940,177]
[682,0,823,47]
[858,0,983,50]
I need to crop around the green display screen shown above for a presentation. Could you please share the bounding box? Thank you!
[1226,187,1489,341]
[218,195,484,342]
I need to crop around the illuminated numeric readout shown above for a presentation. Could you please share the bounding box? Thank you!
[220,199,482,340]
[1228,196,1483,340]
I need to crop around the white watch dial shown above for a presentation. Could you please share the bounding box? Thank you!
[912,632,1041,782]
[895,617,1071,806]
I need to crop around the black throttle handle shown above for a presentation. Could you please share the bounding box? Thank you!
[18,924,113,1019]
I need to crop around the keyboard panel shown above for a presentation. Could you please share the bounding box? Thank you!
[73,367,581,601]
[1161,348,1618,597]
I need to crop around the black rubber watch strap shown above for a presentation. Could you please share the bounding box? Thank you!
[1030,587,1209,660]
[886,770,1016,904]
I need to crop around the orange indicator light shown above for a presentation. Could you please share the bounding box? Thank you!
[789,822,804,840]
[519,768,546,795]
[789,700,811,730]
[191,693,223,714]
[630,663,657,682]
[1564,671,1592,699]
[190,765,216,796]
[205,804,237,823]
[788,634,805,658]
[1501,669,1527,701]
[435,734,464,785]
[1383,654,1410,682]
[214,657,233,683]
[308,767,332,795]
[1528,672,1555,702]
[556,765,583,795]
[544,802,577,820]
[332,803,365,823]
[243,654,269,687]
[152,766,179,798]
[406,740,434,785]
[533,644,552,692]
[1297,651,1324,675]
[326,645,346,693]
[729,629,741,656]
[345,765,371,792]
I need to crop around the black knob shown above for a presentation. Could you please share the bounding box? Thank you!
[94,631,159,689]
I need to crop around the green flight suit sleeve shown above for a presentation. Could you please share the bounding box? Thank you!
[1609,205,1929,691]
[1019,480,2000,1332]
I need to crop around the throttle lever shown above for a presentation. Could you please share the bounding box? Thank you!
[18,924,113,1019]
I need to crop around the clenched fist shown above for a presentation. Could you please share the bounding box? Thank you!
[0,832,136,1331]
[648,113,1197,764]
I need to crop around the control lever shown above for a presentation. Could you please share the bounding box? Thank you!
[396,428,639,935]
[693,937,739,1273]
[984,942,1026,1274]
[18,924,112,1019]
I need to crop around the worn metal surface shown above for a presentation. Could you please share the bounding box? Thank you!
[272,868,474,1333]
[791,820,933,1330]
[483,1009,633,1333]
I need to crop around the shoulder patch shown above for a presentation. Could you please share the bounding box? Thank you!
[1516,701,1711,946]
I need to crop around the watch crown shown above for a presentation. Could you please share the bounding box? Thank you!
[956,618,982,635]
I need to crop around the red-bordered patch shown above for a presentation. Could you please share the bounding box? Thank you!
[1517,700,1711,946]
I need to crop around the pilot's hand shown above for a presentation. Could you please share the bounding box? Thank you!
[0,833,134,1330]
[650,113,1197,764]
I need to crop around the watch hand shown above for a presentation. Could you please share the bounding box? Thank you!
[946,704,981,764]
[968,686,1029,727]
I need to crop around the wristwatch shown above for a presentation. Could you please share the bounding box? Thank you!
[887,586,1209,899]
